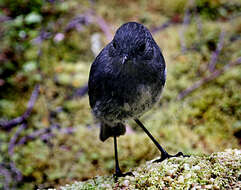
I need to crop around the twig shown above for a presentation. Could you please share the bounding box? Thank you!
[92,13,113,41]
[195,13,203,38]
[0,165,11,190]
[0,162,22,189]
[15,124,75,146]
[64,14,90,33]
[15,125,75,146]
[10,162,22,181]
[32,29,52,45]
[178,57,241,100]
[151,20,174,34]
[208,30,226,72]
[179,0,194,53]
[68,84,88,99]
[60,127,75,134]
[8,123,27,155]
[40,126,75,143]
[16,124,60,146]
[64,10,113,43]
[0,85,40,130]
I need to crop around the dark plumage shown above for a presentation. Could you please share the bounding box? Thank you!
[89,22,165,140]
[88,22,186,178]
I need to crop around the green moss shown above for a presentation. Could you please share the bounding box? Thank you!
[60,149,241,189]
[1,0,241,189]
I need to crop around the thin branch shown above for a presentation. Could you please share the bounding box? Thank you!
[0,85,40,130]
[40,126,75,143]
[0,165,11,190]
[9,162,22,182]
[94,14,113,41]
[60,127,75,134]
[68,84,88,99]
[208,30,226,72]
[64,11,113,41]
[179,0,194,53]
[16,124,58,145]
[14,124,75,146]
[0,162,22,189]
[8,123,27,155]
[151,20,174,34]
[178,57,241,100]
[64,14,90,33]
[195,12,203,38]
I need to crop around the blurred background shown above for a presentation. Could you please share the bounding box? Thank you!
[0,0,241,189]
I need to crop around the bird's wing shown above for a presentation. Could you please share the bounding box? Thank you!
[88,47,109,109]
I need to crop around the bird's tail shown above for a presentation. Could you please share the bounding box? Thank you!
[100,122,126,141]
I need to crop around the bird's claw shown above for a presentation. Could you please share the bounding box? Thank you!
[114,171,134,181]
[153,152,190,163]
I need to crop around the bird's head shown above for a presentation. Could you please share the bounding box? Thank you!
[108,22,155,65]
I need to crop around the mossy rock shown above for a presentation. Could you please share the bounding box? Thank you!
[60,149,241,190]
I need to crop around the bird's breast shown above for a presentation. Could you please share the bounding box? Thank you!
[122,83,161,115]
[92,62,163,123]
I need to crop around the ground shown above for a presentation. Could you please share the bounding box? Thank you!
[60,149,241,190]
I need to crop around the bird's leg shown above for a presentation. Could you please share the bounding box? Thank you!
[134,118,189,163]
[113,135,133,181]
[113,135,122,177]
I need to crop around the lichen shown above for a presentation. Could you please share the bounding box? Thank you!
[60,149,241,190]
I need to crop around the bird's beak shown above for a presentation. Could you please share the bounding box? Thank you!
[122,55,128,65]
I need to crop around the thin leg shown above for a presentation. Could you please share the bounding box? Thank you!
[134,118,188,162]
[113,135,133,180]
[113,135,122,176]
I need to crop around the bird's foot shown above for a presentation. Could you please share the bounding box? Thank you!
[153,152,190,163]
[114,171,134,182]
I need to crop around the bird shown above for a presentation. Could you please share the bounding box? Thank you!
[88,22,186,179]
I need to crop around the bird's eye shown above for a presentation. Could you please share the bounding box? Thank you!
[139,43,146,52]
[113,41,117,49]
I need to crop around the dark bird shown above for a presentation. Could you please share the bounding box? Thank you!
[88,22,186,179]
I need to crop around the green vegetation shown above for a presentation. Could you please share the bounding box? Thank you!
[0,0,240,189]
[60,149,241,189]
